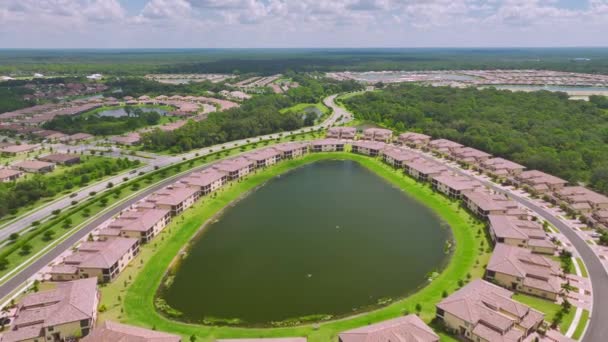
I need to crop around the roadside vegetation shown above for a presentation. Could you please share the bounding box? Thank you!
[343,84,608,195]
[0,157,139,220]
[96,152,490,341]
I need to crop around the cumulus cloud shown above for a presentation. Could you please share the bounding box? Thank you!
[0,0,606,47]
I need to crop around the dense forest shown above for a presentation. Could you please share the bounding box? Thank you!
[142,77,362,152]
[2,48,608,76]
[43,107,162,135]
[0,157,139,218]
[105,78,227,97]
[343,85,608,194]
[0,86,33,113]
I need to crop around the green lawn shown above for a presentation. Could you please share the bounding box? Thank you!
[575,258,589,278]
[512,294,575,334]
[99,152,490,341]
[572,309,590,340]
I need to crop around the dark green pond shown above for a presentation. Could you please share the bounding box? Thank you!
[161,160,450,325]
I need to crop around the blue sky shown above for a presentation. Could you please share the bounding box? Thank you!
[0,0,606,48]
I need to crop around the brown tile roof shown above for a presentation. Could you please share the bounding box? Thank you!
[38,153,80,164]
[213,157,254,173]
[488,215,549,242]
[273,142,309,152]
[338,314,439,342]
[463,190,519,212]
[481,157,525,172]
[83,321,181,342]
[437,279,542,333]
[382,147,420,162]
[517,170,567,186]
[245,148,281,162]
[399,132,431,142]
[147,185,199,207]
[13,160,54,171]
[0,168,22,180]
[428,139,463,150]
[216,339,306,342]
[352,140,387,151]
[0,144,39,154]
[64,238,138,269]
[181,169,226,188]
[3,278,98,342]
[109,208,170,232]
[487,244,561,294]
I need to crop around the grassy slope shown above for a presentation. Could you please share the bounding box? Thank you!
[102,152,489,341]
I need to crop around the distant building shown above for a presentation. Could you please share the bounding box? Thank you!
[50,238,140,283]
[38,153,81,166]
[216,339,306,342]
[12,160,55,173]
[382,147,420,168]
[2,278,98,342]
[101,208,172,243]
[404,159,447,181]
[0,144,40,155]
[146,184,200,215]
[462,190,522,220]
[0,168,22,182]
[245,148,282,168]
[398,132,431,147]
[311,139,344,152]
[486,244,562,301]
[427,139,463,155]
[326,127,356,139]
[351,140,386,156]
[338,315,439,342]
[436,279,544,342]
[213,157,256,180]
[362,128,392,142]
[480,157,525,178]
[181,169,227,195]
[515,170,568,194]
[83,321,181,342]
[273,142,309,159]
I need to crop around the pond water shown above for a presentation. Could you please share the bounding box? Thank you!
[160,160,451,326]
[97,106,169,117]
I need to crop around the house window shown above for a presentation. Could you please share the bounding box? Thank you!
[47,326,54,332]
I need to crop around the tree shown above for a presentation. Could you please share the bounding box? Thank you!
[42,230,55,242]
[0,258,9,271]
[20,244,32,256]
[8,233,18,241]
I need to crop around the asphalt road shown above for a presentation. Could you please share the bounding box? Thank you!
[0,93,349,299]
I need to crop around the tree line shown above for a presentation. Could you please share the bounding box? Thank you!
[43,107,162,136]
[343,84,608,194]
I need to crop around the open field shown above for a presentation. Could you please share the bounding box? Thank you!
[97,152,490,341]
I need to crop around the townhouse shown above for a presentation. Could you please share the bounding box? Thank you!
[398,132,431,148]
[50,238,140,283]
[83,321,181,342]
[404,159,448,182]
[311,139,344,152]
[181,168,227,195]
[486,244,562,301]
[12,160,55,173]
[216,339,306,342]
[273,142,309,159]
[38,153,81,166]
[109,132,141,146]
[0,168,22,182]
[213,157,256,180]
[338,315,439,342]
[449,147,491,166]
[2,278,98,342]
[362,127,393,142]
[514,170,568,194]
[326,126,356,139]
[479,157,525,178]
[245,148,282,168]
[99,208,172,243]
[488,215,555,254]
[592,210,608,228]
[430,173,481,199]
[427,139,463,155]
[351,140,386,156]
[554,186,608,214]
[462,190,523,220]
[382,147,420,168]
[0,144,40,156]
[146,184,200,215]
[436,279,544,342]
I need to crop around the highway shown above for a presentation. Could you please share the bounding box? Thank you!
[0,93,350,299]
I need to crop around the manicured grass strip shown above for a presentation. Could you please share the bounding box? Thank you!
[575,258,589,278]
[512,294,575,334]
[572,309,590,340]
[106,152,489,341]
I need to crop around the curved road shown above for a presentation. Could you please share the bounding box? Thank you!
[0,93,349,299]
